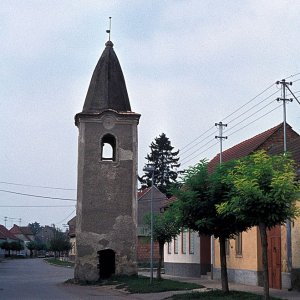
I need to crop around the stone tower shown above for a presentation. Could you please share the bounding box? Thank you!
[74,40,140,282]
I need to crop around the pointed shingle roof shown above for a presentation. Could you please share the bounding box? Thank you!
[82,40,131,113]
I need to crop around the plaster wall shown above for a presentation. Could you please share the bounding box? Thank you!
[75,112,139,282]
[214,227,260,271]
[164,231,200,264]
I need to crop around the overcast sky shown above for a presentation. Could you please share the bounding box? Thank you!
[1,1,300,229]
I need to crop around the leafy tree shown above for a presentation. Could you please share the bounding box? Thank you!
[139,133,180,196]
[144,205,181,279]
[218,151,299,300]
[49,229,71,258]
[10,241,24,253]
[27,241,36,257]
[172,160,248,293]
[0,241,12,256]
[28,222,41,236]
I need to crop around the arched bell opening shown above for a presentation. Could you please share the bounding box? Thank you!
[101,134,116,161]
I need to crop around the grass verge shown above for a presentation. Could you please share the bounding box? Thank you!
[44,258,74,268]
[165,290,282,299]
[66,275,203,293]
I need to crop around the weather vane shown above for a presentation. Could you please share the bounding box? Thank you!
[106,17,112,41]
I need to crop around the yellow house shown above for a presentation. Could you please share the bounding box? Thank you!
[211,124,300,290]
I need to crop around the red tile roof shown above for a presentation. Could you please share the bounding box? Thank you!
[268,136,300,176]
[9,224,33,236]
[137,187,151,199]
[208,123,286,172]
[0,225,18,240]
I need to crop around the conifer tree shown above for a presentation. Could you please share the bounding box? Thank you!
[139,133,180,196]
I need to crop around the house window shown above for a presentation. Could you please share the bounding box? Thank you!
[189,230,195,254]
[167,242,172,254]
[235,233,242,256]
[225,239,230,256]
[182,229,187,254]
[101,134,116,161]
[174,236,179,254]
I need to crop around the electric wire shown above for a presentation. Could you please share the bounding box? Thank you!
[227,104,282,138]
[224,101,278,135]
[0,189,76,201]
[179,72,300,156]
[179,83,276,153]
[0,181,76,191]
[180,141,219,168]
[55,209,76,225]
[181,138,216,162]
[221,83,275,123]
[180,90,280,161]
[180,126,215,153]
[225,90,279,125]
[0,205,75,207]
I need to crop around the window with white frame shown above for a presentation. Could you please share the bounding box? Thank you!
[189,230,195,254]
[174,236,179,254]
[182,229,187,254]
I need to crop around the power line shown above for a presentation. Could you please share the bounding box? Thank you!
[0,181,76,191]
[181,138,216,162]
[55,209,76,225]
[180,126,215,153]
[221,83,275,123]
[0,205,75,207]
[179,82,276,153]
[225,90,279,125]
[179,73,300,157]
[227,104,282,138]
[0,189,76,201]
[181,141,219,167]
[225,101,278,135]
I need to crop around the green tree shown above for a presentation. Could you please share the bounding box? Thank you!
[49,230,71,258]
[172,160,248,293]
[10,241,24,253]
[218,151,299,299]
[144,205,181,279]
[28,222,41,236]
[27,241,36,257]
[0,241,12,256]
[139,133,180,196]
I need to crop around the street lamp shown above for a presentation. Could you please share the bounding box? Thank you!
[143,165,155,284]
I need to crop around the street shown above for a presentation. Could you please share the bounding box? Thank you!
[0,258,143,300]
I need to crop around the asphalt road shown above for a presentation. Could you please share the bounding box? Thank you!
[0,258,144,300]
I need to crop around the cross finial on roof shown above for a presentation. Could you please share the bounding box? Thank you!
[106,17,112,41]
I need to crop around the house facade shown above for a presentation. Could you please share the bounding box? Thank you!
[9,224,35,256]
[164,122,300,289]
[0,225,20,257]
[164,230,211,277]
[211,123,300,290]
[137,186,167,266]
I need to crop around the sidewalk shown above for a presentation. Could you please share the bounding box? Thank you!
[138,271,300,300]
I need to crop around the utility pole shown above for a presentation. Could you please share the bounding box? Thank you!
[215,122,228,163]
[210,121,228,279]
[4,216,7,228]
[276,79,293,276]
[143,165,155,284]
[18,218,21,226]
[276,79,293,153]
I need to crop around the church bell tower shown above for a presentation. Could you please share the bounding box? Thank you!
[74,40,140,281]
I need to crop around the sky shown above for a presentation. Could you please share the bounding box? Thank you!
[1,0,300,229]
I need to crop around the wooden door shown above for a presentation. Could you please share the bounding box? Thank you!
[267,226,281,289]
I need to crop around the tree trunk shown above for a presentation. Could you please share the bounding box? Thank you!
[157,241,164,280]
[259,222,269,300]
[219,236,229,293]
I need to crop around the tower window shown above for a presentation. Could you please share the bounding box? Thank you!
[101,134,116,161]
